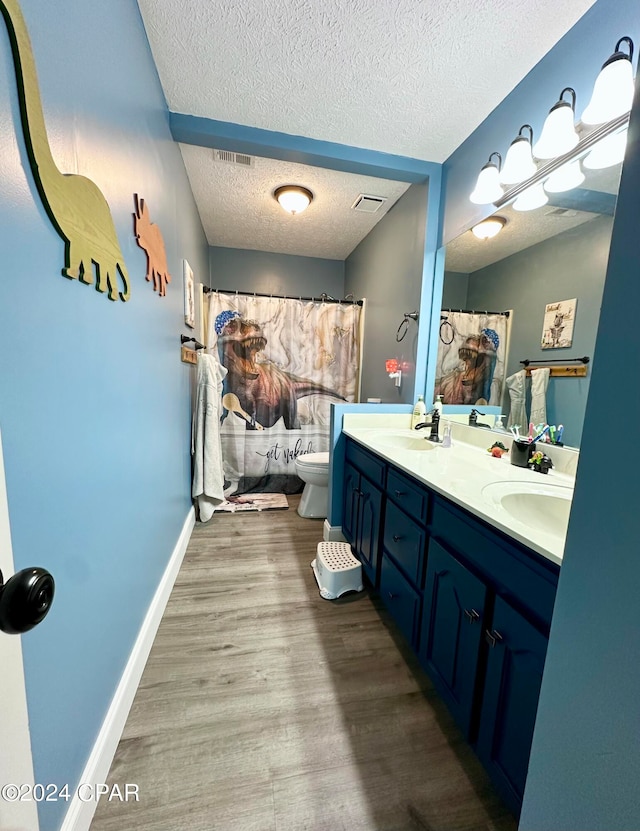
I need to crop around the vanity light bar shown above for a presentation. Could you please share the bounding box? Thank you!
[493,112,629,208]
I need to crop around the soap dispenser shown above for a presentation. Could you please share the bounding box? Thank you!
[411,395,427,429]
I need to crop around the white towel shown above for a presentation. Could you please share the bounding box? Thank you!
[192,352,228,522]
[506,369,527,431]
[530,367,551,428]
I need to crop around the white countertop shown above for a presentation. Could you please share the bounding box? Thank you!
[342,416,576,566]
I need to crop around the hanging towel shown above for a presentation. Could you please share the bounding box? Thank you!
[530,367,551,428]
[192,352,228,522]
[506,369,527,431]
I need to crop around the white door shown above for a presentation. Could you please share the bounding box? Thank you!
[0,429,39,831]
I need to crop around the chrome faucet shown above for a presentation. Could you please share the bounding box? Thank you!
[469,408,491,429]
[415,409,441,442]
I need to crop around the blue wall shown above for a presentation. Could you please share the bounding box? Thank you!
[0,1,208,828]
[209,245,345,298]
[345,183,429,404]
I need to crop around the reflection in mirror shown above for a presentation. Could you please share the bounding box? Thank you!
[441,154,624,448]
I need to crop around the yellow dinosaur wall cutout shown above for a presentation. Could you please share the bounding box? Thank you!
[133,194,171,297]
[0,0,130,302]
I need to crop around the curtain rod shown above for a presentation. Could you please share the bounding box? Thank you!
[203,286,362,305]
[442,308,510,318]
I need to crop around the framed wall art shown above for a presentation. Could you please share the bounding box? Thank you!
[541,298,577,349]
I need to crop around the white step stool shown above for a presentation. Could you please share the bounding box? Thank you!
[311,541,363,600]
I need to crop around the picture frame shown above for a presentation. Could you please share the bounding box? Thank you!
[183,260,195,328]
[541,298,576,349]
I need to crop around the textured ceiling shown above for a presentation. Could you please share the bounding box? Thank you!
[179,145,410,258]
[445,203,599,274]
[137,0,598,259]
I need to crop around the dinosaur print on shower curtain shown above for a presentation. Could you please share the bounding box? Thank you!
[208,293,361,496]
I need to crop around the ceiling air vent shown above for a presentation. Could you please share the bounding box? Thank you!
[213,149,254,167]
[351,194,388,213]
[544,207,578,217]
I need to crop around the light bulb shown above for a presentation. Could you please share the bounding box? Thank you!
[469,154,503,204]
[582,37,635,124]
[544,160,585,193]
[513,184,549,212]
[533,88,579,159]
[583,129,628,170]
[500,126,537,185]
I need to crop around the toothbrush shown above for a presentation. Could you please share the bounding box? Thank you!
[549,425,556,443]
[532,425,550,443]
[529,422,534,440]
[556,424,564,444]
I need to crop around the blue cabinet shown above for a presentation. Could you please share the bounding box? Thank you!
[340,435,559,818]
[476,596,549,816]
[357,475,383,586]
[379,554,421,648]
[420,540,487,736]
[342,452,384,588]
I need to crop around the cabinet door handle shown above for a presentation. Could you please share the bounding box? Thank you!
[392,534,402,542]
[485,629,503,648]
[394,490,405,497]
[464,608,480,624]
[388,591,398,600]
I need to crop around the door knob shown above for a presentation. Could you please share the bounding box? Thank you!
[0,567,55,634]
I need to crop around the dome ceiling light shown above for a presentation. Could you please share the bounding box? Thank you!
[471,216,507,240]
[274,185,314,215]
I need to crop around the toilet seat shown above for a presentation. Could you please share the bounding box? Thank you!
[295,452,329,469]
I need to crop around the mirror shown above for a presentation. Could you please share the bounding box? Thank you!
[440,147,624,449]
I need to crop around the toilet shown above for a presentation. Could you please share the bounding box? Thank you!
[295,451,330,518]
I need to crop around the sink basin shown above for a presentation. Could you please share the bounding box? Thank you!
[374,432,436,452]
[481,480,573,537]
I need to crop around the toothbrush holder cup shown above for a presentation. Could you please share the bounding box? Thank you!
[511,439,536,468]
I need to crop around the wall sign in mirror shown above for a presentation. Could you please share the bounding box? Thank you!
[443,156,624,448]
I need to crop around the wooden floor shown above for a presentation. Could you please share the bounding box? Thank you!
[91,495,517,831]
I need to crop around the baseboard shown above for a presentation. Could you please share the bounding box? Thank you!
[323,519,346,542]
[60,506,196,831]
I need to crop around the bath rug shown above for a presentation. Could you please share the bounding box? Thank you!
[213,493,289,513]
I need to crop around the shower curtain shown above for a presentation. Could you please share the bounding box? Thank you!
[434,311,509,406]
[207,292,361,495]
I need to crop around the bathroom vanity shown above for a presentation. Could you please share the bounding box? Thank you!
[339,418,573,817]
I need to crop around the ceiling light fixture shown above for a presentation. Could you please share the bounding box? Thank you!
[582,37,635,125]
[469,152,504,205]
[500,125,537,185]
[533,87,579,159]
[274,185,313,215]
[471,216,507,240]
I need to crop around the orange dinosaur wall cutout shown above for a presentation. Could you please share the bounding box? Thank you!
[0,0,130,301]
[133,194,171,297]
